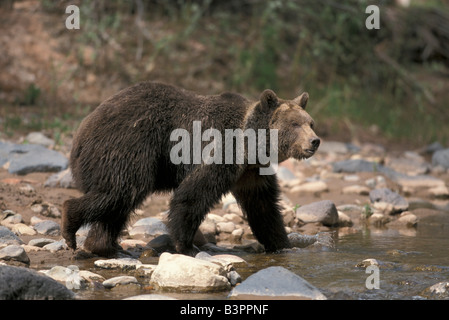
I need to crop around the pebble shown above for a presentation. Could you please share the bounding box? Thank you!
[128,217,169,237]
[369,188,409,215]
[28,238,56,247]
[431,148,449,169]
[33,220,61,236]
[10,223,36,236]
[342,185,370,195]
[30,201,61,218]
[290,180,329,194]
[103,276,139,289]
[0,245,30,265]
[94,258,143,270]
[0,226,24,246]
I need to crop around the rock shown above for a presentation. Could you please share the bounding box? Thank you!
[342,185,370,195]
[428,185,449,199]
[228,266,326,300]
[40,265,85,290]
[129,217,168,237]
[0,265,75,300]
[0,226,24,246]
[288,232,335,250]
[1,212,23,226]
[389,212,418,228]
[216,221,236,233]
[150,252,231,292]
[0,141,68,175]
[395,175,446,192]
[103,276,139,289]
[10,223,36,236]
[369,188,409,214]
[43,239,67,252]
[146,234,176,253]
[44,169,75,188]
[432,148,449,169]
[337,211,353,227]
[25,132,55,148]
[30,201,62,218]
[423,282,449,299]
[355,258,379,268]
[290,180,328,194]
[33,220,61,236]
[295,200,338,226]
[28,238,56,247]
[385,153,430,176]
[94,258,143,270]
[0,245,30,265]
[368,213,390,226]
[318,141,358,154]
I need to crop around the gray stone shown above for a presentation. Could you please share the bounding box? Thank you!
[0,245,30,265]
[228,266,326,300]
[295,200,338,226]
[0,226,24,245]
[0,265,75,300]
[33,220,61,236]
[43,240,67,252]
[129,217,168,237]
[28,238,56,247]
[369,188,408,214]
[432,148,449,169]
[0,141,68,175]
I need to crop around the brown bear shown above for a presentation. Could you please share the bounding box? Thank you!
[62,81,320,257]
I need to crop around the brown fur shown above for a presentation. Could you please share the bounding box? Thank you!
[62,82,320,257]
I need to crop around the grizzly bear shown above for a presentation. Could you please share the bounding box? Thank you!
[62,81,320,257]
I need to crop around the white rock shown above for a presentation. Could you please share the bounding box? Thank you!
[150,253,230,292]
[94,258,142,270]
[103,276,139,288]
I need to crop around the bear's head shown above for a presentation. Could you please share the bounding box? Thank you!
[259,89,320,163]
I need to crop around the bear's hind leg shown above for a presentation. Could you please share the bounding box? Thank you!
[62,197,90,251]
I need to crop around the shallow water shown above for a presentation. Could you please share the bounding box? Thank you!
[73,209,449,300]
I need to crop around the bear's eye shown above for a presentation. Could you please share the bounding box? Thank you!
[310,122,315,130]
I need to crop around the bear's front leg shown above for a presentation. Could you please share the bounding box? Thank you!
[232,168,291,252]
[168,164,241,256]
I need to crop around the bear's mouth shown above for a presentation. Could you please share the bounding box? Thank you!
[304,148,316,157]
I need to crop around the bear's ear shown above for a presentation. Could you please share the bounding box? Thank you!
[293,92,309,109]
[260,89,279,110]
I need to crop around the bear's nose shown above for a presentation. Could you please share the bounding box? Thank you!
[310,138,320,150]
